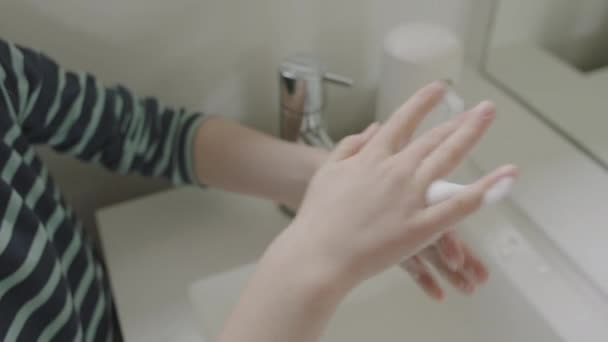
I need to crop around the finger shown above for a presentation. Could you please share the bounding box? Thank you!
[436,231,465,271]
[461,244,489,283]
[408,165,518,245]
[366,81,446,153]
[415,101,496,187]
[329,123,380,161]
[422,248,475,295]
[400,109,469,164]
[400,255,444,300]
[360,122,381,141]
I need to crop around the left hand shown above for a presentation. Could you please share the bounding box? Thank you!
[333,122,489,301]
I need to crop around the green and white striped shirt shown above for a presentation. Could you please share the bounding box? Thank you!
[0,39,204,341]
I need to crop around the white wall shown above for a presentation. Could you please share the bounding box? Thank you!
[0,0,471,236]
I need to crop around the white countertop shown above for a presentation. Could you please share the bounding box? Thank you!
[460,62,608,296]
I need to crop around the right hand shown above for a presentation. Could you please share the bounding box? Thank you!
[268,81,517,293]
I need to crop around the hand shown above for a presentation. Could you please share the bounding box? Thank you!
[320,125,489,300]
[346,125,490,300]
[272,81,517,293]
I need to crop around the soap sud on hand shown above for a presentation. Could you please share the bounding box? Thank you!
[426,178,514,206]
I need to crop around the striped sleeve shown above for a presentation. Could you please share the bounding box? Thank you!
[0,39,205,185]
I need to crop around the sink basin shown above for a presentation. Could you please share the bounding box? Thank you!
[189,265,488,342]
[97,186,563,342]
[188,253,558,342]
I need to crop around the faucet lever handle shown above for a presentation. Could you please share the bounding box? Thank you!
[323,72,354,87]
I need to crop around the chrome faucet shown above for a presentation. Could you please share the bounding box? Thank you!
[279,55,353,150]
[278,55,352,216]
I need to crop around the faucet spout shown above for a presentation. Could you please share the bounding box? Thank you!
[301,127,335,150]
[279,55,351,150]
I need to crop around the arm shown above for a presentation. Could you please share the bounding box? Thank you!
[192,118,325,208]
[0,38,324,207]
[0,39,487,300]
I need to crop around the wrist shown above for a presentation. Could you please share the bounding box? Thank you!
[308,146,328,170]
[282,146,328,209]
[259,221,353,305]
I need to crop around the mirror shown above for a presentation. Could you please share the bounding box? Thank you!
[479,0,608,309]
[484,0,608,168]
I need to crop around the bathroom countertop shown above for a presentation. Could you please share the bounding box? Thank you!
[97,66,608,342]
[461,59,608,297]
[486,42,608,165]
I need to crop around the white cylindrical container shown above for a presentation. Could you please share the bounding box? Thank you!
[375,22,464,133]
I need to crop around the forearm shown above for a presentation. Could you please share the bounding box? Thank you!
[192,117,327,208]
[215,223,349,342]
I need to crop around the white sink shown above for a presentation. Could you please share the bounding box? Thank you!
[188,249,563,342]
[97,186,566,342]
[189,264,518,342]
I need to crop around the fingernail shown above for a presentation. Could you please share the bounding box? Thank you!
[441,247,464,271]
[476,267,490,283]
[472,101,495,118]
[437,238,464,271]
[464,268,478,284]
[460,280,475,294]
[428,288,444,301]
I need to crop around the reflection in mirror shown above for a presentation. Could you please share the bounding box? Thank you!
[484,0,608,167]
